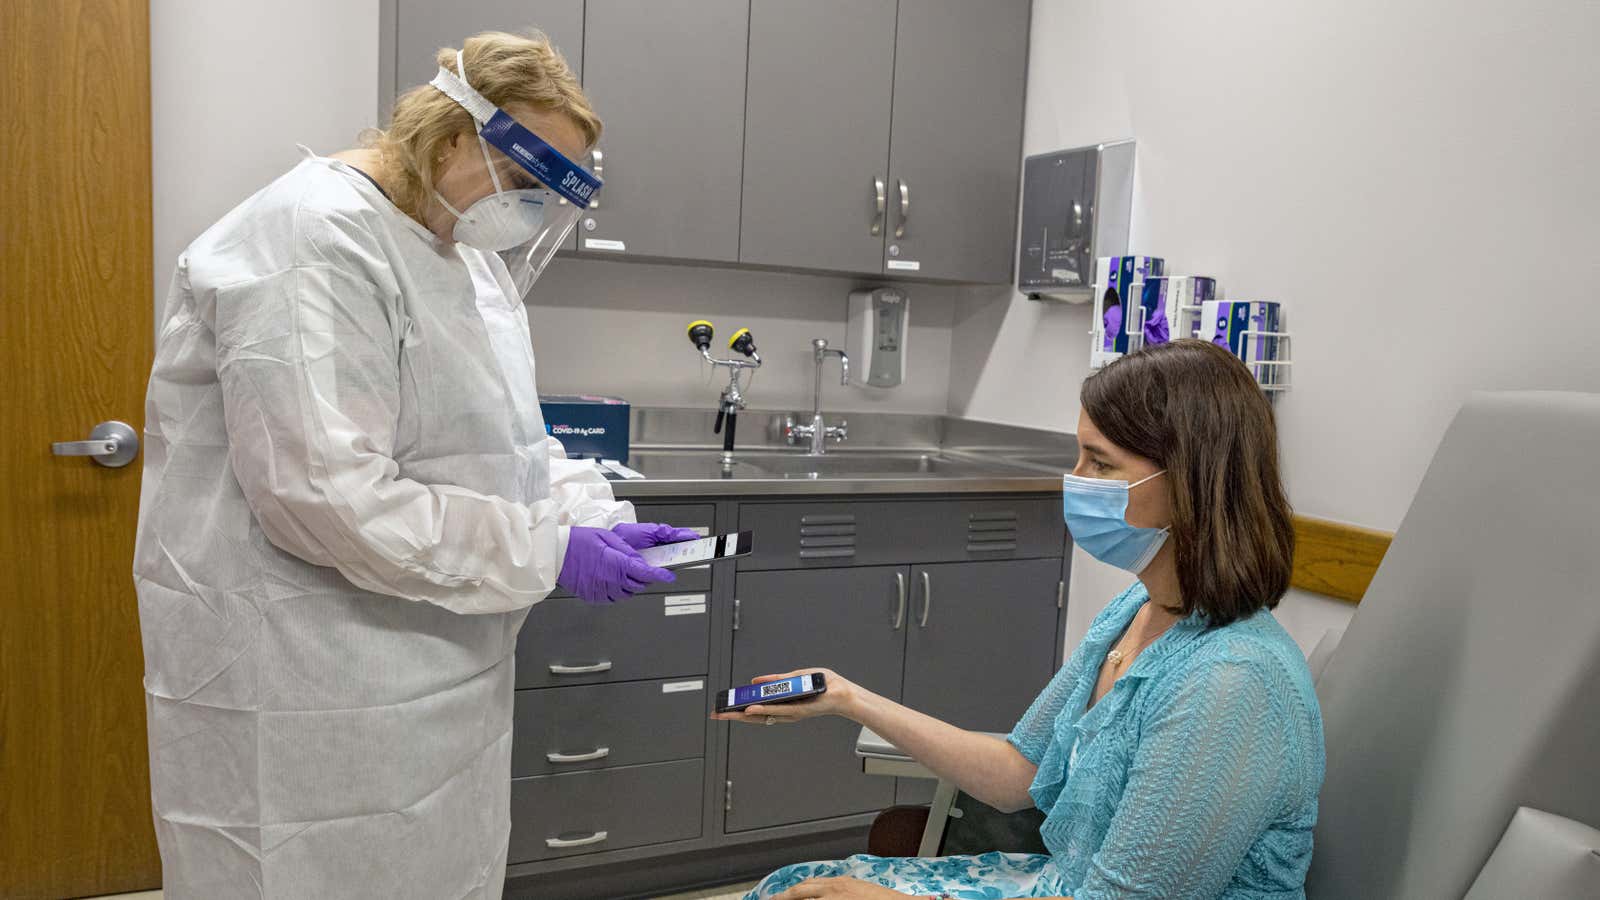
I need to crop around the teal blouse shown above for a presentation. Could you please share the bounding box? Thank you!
[1007,583,1325,899]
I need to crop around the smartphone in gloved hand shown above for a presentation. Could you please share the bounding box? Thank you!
[635,531,753,570]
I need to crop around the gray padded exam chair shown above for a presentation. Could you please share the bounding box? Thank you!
[1307,392,1600,899]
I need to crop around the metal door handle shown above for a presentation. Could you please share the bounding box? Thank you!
[872,176,886,236]
[918,571,931,628]
[589,148,603,209]
[52,420,139,468]
[546,831,608,849]
[892,572,907,630]
[895,179,909,239]
[548,661,613,675]
[547,747,610,764]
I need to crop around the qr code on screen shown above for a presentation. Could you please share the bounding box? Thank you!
[761,682,793,697]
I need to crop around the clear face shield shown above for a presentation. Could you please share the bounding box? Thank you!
[430,52,600,297]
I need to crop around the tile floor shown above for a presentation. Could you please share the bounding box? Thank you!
[102,883,760,900]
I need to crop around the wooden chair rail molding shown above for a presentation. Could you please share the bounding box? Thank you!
[1290,515,1395,604]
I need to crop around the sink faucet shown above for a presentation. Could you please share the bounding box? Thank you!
[786,338,850,455]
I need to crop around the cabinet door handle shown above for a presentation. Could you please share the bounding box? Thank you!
[892,572,907,630]
[895,179,910,239]
[872,176,886,236]
[546,831,608,849]
[918,571,931,628]
[549,661,612,675]
[589,148,603,209]
[546,747,611,764]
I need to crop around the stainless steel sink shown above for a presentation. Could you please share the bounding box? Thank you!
[738,450,1006,477]
[610,447,1064,495]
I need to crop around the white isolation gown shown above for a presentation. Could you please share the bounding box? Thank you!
[133,152,632,898]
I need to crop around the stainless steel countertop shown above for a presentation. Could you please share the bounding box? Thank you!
[600,409,1076,498]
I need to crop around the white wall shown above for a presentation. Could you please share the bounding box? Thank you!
[149,2,960,414]
[528,259,959,415]
[983,0,1600,652]
[151,0,383,312]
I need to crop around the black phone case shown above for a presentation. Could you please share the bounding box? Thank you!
[716,673,827,712]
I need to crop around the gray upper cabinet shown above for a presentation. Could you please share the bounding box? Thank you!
[577,0,749,262]
[385,0,1031,282]
[739,0,897,273]
[882,0,1031,283]
[394,0,585,97]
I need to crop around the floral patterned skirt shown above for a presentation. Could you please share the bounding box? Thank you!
[744,851,1065,899]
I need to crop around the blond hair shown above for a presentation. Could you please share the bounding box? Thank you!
[366,30,602,220]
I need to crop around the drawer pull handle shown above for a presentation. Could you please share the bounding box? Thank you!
[546,831,609,849]
[799,548,856,559]
[800,514,855,526]
[549,662,613,675]
[547,747,611,764]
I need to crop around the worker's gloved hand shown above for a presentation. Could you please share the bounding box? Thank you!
[611,522,702,550]
[559,527,675,604]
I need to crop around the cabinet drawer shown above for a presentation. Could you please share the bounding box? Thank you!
[516,592,710,688]
[738,497,1063,569]
[512,679,708,777]
[509,759,703,863]
[549,503,717,598]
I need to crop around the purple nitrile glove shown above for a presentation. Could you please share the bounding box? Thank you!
[558,526,676,604]
[612,522,703,550]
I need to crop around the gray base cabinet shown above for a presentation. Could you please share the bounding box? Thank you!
[506,494,1068,898]
[903,559,1062,733]
[509,759,704,863]
[726,567,910,832]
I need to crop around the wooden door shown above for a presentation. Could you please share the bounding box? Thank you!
[0,1,159,897]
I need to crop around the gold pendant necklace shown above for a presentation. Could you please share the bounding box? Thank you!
[1107,624,1169,669]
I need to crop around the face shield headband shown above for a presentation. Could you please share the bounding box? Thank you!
[429,53,601,294]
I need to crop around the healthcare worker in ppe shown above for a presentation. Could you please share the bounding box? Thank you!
[133,31,695,899]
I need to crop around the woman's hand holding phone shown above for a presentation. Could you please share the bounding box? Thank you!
[711,667,861,725]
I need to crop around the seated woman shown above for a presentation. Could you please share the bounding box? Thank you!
[716,340,1324,900]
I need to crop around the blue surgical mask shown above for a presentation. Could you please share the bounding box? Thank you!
[1062,470,1170,573]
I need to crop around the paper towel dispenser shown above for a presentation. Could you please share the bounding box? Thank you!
[1017,140,1135,302]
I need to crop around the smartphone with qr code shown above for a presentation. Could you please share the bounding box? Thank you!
[715,672,827,713]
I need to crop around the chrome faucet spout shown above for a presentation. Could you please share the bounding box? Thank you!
[788,338,851,455]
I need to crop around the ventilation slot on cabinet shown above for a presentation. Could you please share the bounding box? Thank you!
[799,514,857,560]
[967,511,1019,553]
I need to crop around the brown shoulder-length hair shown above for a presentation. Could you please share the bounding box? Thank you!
[1081,339,1295,625]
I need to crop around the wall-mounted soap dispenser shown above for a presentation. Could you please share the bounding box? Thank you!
[1017,140,1135,302]
[846,287,909,388]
